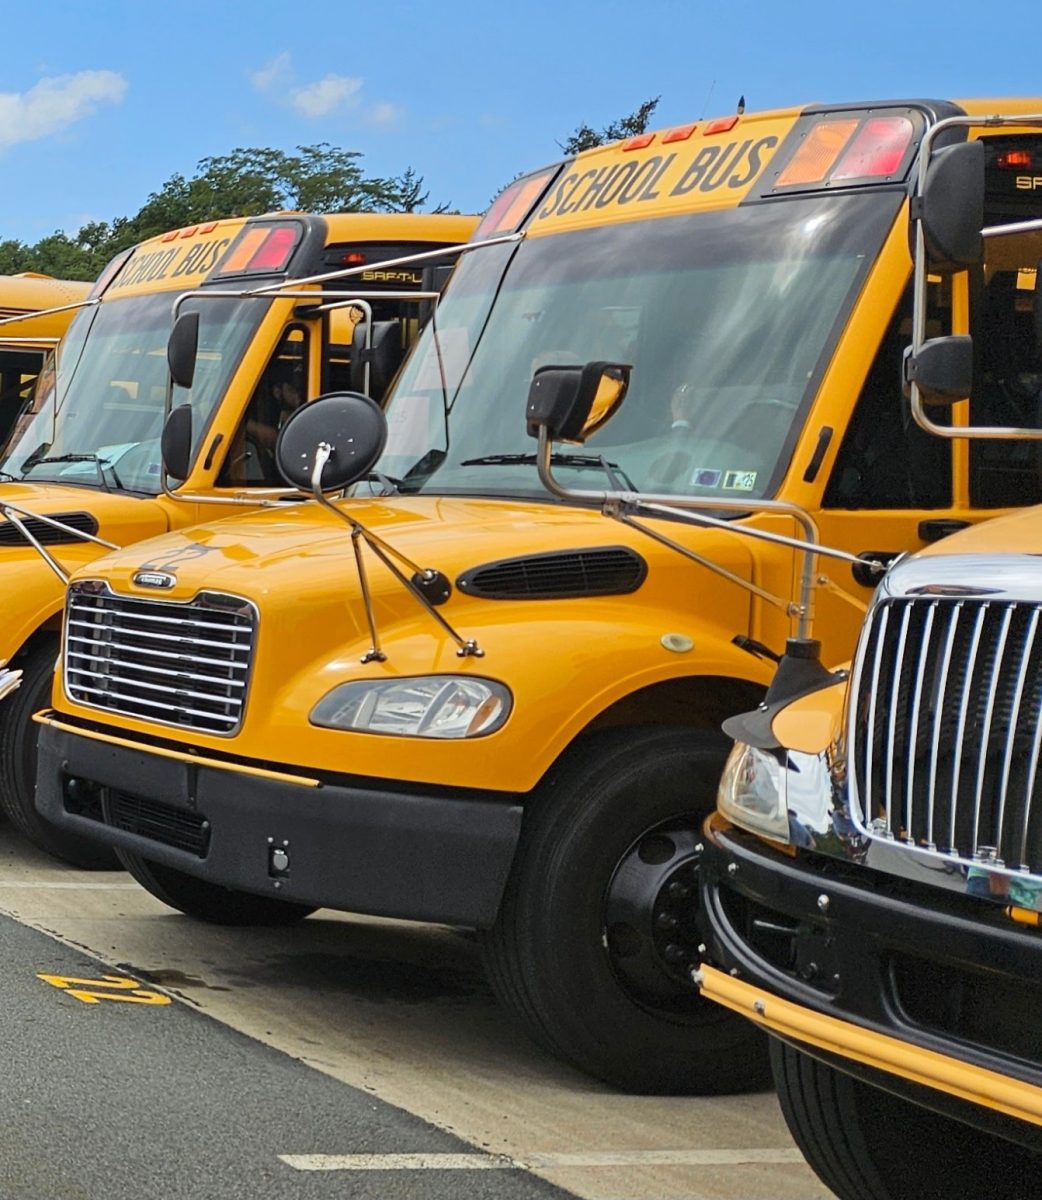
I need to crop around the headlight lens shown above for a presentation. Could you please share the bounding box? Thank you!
[717,741,790,843]
[310,676,512,739]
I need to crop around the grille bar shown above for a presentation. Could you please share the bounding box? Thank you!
[64,584,256,735]
[66,649,246,688]
[851,597,1042,877]
[68,617,250,653]
[65,636,248,671]
[71,602,250,634]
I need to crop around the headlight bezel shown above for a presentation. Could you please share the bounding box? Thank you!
[309,675,513,740]
[717,740,791,843]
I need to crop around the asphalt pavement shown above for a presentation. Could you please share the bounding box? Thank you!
[0,910,570,1200]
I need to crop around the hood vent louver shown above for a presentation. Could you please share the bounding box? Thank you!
[457,546,647,600]
[0,511,98,546]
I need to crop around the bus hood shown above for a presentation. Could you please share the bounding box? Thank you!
[73,494,757,618]
[0,481,170,547]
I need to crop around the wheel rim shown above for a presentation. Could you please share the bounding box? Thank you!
[602,818,703,1011]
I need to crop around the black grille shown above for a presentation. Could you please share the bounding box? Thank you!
[457,547,647,600]
[851,597,1042,873]
[0,511,98,546]
[64,582,255,736]
[109,791,210,857]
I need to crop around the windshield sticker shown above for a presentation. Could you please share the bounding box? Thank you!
[723,469,757,491]
[385,395,433,457]
[413,328,471,391]
[691,468,722,488]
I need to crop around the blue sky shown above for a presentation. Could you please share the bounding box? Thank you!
[4,0,1042,249]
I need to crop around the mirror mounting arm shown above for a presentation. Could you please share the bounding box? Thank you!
[309,444,484,662]
[536,427,883,640]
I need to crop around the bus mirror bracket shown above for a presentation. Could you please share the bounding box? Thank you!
[525,362,632,443]
[167,311,200,390]
[902,335,974,405]
[350,321,404,402]
[916,141,985,273]
[274,392,482,663]
[161,404,194,482]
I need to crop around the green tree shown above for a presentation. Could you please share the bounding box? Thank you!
[4,144,443,281]
[558,97,661,154]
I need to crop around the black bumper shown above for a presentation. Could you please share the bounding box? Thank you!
[36,720,523,928]
[700,816,1042,1143]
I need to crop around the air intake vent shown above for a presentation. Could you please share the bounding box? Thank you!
[0,511,98,546]
[457,547,647,600]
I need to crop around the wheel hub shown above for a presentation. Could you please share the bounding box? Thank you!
[602,819,703,1006]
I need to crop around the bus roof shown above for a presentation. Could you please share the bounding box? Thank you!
[488,97,1042,240]
[102,211,480,300]
[0,273,92,341]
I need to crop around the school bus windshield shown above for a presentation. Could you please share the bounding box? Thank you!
[0,292,268,493]
[377,191,902,502]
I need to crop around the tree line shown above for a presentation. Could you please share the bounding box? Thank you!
[4,100,660,281]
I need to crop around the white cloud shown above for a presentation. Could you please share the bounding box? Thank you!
[290,73,362,118]
[367,101,404,127]
[251,52,292,93]
[0,70,126,150]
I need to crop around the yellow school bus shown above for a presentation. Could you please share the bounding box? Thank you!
[0,273,92,445]
[695,110,1042,1190]
[0,212,477,867]
[33,98,1042,1092]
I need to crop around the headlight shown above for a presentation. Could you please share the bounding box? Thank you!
[717,741,790,843]
[310,676,512,739]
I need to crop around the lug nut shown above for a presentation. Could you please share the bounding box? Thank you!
[656,912,679,930]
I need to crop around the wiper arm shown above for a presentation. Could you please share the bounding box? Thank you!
[460,452,632,490]
[23,453,124,492]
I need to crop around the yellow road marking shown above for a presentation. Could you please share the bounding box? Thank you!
[37,972,171,1006]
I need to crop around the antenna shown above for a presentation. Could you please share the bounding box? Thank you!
[699,80,716,120]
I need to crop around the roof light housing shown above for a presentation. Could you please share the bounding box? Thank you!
[214,220,305,278]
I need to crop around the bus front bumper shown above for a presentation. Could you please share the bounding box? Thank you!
[34,714,523,928]
[698,814,1042,1139]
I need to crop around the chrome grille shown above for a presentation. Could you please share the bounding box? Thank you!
[850,597,1042,873]
[64,582,255,736]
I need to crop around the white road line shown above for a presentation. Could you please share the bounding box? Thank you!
[280,1149,806,1171]
[0,882,141,889]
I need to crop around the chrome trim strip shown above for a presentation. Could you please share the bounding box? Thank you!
[997,608,1039,859]
[904,601,936,845]
[861,603,889,827]
[925,602,961,851]
[971,606,1012,856]
[948,604,987,854]
[883,604,912,834]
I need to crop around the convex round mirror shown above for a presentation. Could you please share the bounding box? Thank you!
[275,391,387,491]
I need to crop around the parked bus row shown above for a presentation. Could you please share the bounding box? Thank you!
[2,100,1042,1171]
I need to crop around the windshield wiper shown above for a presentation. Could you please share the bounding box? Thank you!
[22,453,124,492]
[460,452,633,490]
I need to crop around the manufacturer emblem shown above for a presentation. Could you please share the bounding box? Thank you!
[133,571,176,589]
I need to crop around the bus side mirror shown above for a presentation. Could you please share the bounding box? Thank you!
[918,142,985,273]
[525,361,631,443]
[167,311,200,390]
[161,404,193,481]
[350,321,404,402]
[903,335,974,404]
[275,391,387,492]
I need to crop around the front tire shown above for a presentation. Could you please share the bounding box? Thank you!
[0,638,118,869]
[479,726,769,1094]
[118,851,316,926]
[771,1039,1042,1199]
